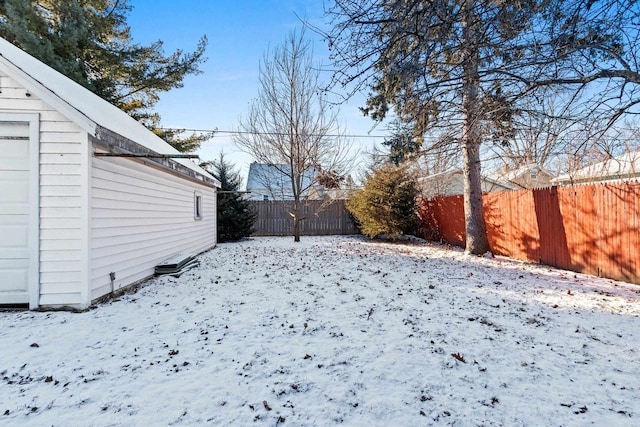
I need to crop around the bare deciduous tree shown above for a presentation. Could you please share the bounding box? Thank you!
[486,92,579,171]
[524,1,640,130]
[235,29,351,242]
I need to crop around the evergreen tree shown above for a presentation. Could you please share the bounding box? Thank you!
[208,154,256,242]
[325,0,629,253]
[346,163,418,239]
[0,0,209,152]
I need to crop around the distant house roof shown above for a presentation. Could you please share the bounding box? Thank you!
[419,169,515,188]
[552,151,640,185]
[417,168,515,198]
[246,163,317,199]
[487,163,553,187]
[0,37,218,185]
[247,163,289,190]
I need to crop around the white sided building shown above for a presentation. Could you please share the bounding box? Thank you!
[0,38,220,310]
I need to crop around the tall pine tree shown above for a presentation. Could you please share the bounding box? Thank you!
[0,0,209,151]
[208,154,256,242]
[325,0,629,253]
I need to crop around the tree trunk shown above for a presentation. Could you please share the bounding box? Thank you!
[462,134,489,254]
[292,198,301,242]
[461,0,490,255]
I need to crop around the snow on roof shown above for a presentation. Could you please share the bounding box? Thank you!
[553,150,640,184]
[417,168,516,190]
[0,37,217,184]
[487,163,552,182]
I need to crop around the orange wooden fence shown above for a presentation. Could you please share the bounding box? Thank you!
[419,182,640,284]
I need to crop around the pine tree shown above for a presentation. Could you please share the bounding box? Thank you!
[208,154,256,242]
[346,163,418,239]
[325,0,630,253]
[0,0,208,152]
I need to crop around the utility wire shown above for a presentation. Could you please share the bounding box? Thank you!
[160,126,640,143]
[158,127,390,139]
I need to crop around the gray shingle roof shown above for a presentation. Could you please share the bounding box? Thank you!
[246,163,316,192]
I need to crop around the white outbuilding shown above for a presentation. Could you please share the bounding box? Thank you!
[0,37,220,310]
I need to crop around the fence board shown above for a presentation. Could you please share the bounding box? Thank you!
[419,181,640,285]
[248,199,357,236]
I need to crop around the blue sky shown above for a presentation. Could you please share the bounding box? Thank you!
[126,0,389,180]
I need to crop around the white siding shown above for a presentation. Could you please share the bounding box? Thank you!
[0,71,87,308]
[90,153,216,300]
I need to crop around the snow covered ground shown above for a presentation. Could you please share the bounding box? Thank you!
[1,235,639,427]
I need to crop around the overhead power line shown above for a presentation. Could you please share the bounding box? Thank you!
[161,126,640,144]
[158,127,390,139]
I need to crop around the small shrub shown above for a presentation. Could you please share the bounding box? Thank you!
[346,164,418,239]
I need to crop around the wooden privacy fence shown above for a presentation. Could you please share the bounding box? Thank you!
[248,199,357,236]
[419,181,640,284]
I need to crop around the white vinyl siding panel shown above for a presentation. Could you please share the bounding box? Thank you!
[0,71,87,307]
[90,154,216,300]
[39,116,85,307]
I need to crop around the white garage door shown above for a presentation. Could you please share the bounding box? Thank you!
[0,121,32,305]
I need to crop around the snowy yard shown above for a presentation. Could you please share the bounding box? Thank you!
[1,236,639,426]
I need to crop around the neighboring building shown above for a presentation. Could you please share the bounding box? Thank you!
[552,150,640,185]
[0,37,220,310]
[313,188,359,200]
[246,163,319,200]
[488,163,554,189]
[418,169,515,199]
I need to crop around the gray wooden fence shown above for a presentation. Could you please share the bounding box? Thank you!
[248,199,358,236]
